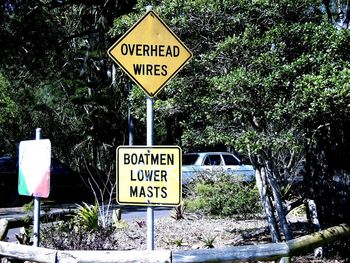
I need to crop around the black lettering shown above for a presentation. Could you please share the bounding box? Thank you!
[121,44,128,55]
[144,153,150,164]
[128,44,136,55]
[137,170,144,181]
[124,153,175,165]
[153,170,160,181]
[136,44,142,56]
[161,170,167,181]
[132,153,139,164]
[131,169,168,182]
[159,45,165,56]
[154,186,160,198]
[145,170,152,181]
[124,154,130,164]
[173,46,180,57]
[130,170,137,181]
[146,64,153,75]
[154,64,161,76]
[139,186,146,197]
[151,154,158,164]
[133,64,143,75]
[166,46,172,56]
[130,186,167,199]
[161,65,167,76]
[147,186,153,198]
[160,154,166,165]
[167,154,174,165]
[138,153,144,164]
[130,153,137,164]
[130,186,138,197]
[123,44,180,57]
[161,187,167,198]
[133,64,169,76]
[151,45,157,56]
[143,45,150,56]
[154,153,173,165]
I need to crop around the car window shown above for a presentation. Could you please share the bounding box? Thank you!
[203,155,221,166]
[182,154,199,165]
[222,154,240,165]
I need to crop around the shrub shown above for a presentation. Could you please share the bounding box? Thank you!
[186,173,261,218]
[74,202,99,230]
[41,221,117,250]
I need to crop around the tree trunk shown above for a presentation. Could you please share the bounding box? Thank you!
[323,0,333,22]
[255,167,281,242]
[306,199,323,257]
[343,0,350,28]
[265,161,293,241]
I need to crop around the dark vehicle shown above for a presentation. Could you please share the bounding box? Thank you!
[0,157,92,207]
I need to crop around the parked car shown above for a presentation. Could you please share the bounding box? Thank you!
[182,152,255,183]
[0,156,92,207]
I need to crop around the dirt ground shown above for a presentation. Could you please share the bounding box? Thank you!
[39,210,349,262]
[115,213,269,250]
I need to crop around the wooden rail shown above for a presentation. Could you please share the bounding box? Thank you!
[0,224,349,263]
[0,208,74,241]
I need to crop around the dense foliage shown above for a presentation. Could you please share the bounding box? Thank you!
[0,0,136,168]
[110,0,350,230]
[1,0,350,231]
[186,174,261,218]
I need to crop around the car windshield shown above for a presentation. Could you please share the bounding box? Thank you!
[182,154,199,165]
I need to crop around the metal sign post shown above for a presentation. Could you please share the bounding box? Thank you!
[108,4,191,252]
[33,128,41,247]
[146,5,154,251]
[146,96,155,250]
[18,129,51,247]
[128,81,134,146]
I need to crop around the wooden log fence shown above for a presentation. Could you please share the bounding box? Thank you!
[0,208,74,241]
[0,224,349,263]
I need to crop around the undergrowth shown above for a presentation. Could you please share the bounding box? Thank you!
[185,172,262,218]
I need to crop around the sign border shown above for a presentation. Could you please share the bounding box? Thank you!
[18,139,51,198]
[108,11,193,98]
[116,145,182,206]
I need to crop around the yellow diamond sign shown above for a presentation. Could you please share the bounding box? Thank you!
[108,11,192,97]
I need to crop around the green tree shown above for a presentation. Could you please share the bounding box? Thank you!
[0,72,19,155]
[109,0,350,241]
[1,0,349,240]
[0,0,136,170]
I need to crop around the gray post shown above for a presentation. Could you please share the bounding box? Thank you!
[112,64,116,87]
[128,81,134,146]
[146,96,154,250]
[33,128,41,247]
[145,4,155,251]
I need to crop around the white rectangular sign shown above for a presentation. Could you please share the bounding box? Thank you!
[18,139,51,198]
[117,146,182,206]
